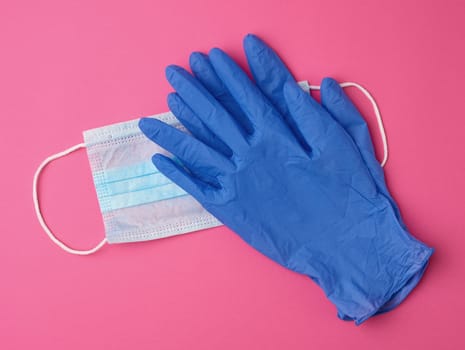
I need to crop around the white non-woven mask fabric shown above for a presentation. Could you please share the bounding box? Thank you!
[33,81,388,255]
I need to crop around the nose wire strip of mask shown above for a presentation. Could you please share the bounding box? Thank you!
[33,142,108,255]
[32,81,387,255]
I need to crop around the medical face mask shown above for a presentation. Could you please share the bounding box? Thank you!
[33,81,388,255]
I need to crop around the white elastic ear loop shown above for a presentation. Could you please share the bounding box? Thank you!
[308,82,388,167]
[33,143,107,255]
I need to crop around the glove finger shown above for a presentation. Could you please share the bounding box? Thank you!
[244,34,317,151]
[138,117,233,184]
[152,154,213,203]
[320,78,376,156]
[283,80,336,155]
[209,47,283,133]
[244,34,294,117]
[166,65,248,153]
[320,78,406,227]
[189,52,253,134]
[167,92,232,157]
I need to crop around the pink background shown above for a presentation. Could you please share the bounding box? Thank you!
[1,0,465,349]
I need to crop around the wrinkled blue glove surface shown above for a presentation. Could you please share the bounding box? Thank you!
[139,34,433,324]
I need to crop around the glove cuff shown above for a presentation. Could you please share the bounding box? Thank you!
[333,204,434,325]
[351,237,433,325]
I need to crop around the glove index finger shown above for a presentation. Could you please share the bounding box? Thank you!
[244,34,296,116]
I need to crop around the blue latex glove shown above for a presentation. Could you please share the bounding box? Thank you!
[187,35,419,315]
[139,39,433,324]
